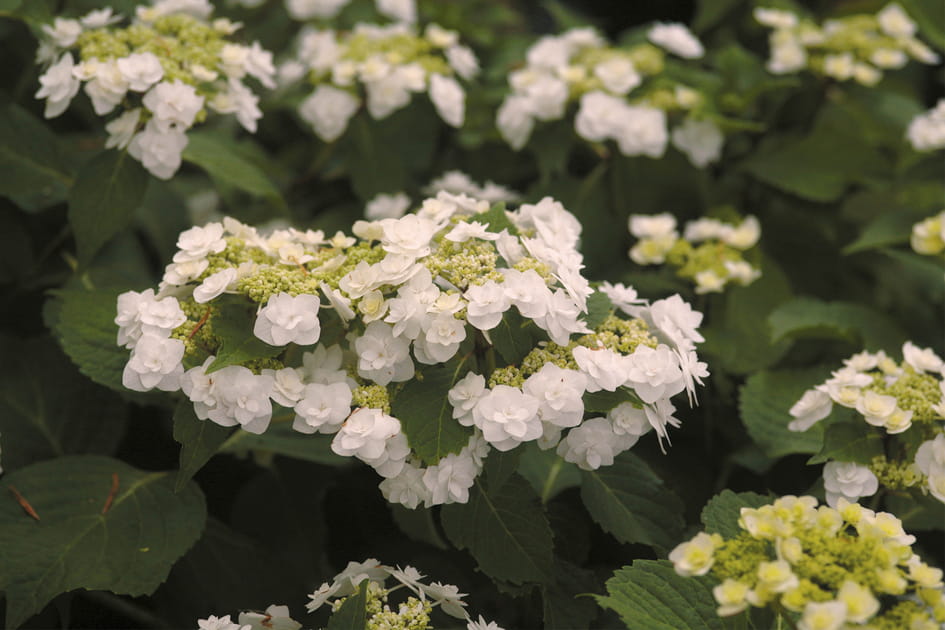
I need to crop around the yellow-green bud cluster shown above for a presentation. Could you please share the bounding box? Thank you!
[671,495,945,627]
[353,384,392,414]
[869,455,925,491]
[911,211,945,257]
[422,239,501,289]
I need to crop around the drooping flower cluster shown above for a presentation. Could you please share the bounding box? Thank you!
[35,0,275,179]
[789,343,945,505]
[911,211,945,257]
[754,3,939,84]
[671,496,945,630]
[907,100,945,152]
[283,21,478,141]
[116,194,707,507]
[496,25,733,167]
[365,170,519,221]
[628,213,762,294]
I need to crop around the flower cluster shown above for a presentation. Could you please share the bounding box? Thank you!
[628,213,762,293]
[496,25,733,168]
[35,0,275,179]
[907,100,945,152]
[754,3,939,84]
[365,170,520,221]
[911,211,945,257]
[286,0,417,23]
[115,194,707,507]
[789,343,945,505]
[198,558,503,630]
[671,495,945,630]
[283,21,478,141]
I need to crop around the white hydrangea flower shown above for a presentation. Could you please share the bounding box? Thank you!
[624,344,685,404]
[788,389,833,431]
[671,118,724,167]
[238,605,300,630]
[915,434,945,503]
[41,17,82,48]
[293,382,352,434]
[376,0,416,23]
[573,346,630,393]
[379,462,430,509]
[608,402,651,437]
[35,53,81,118]
[448,372,486,426]
[122,333,185,392]
[262,366,306,408]
[823,461,879,508]
[753,8,798,30]
[877,3,917,38]
[201,365,275,434]
[117,52,164,91]
[298,85,360,142]
[902,341,944,373]
[115,288,187,348]
[471,385,541,451]
[127,120,189,180]
[613,105,668,157]
[379,214,440,258]
[197,614,248,630]
[416,313,466,364]
[254,292,322,347]
[522,363,586,429]
[143,80,204,131]
[105,108,142,150]
[496,95,535,150]
[286,0,350,20]
[906,99,945,152]
[647,22,704,59]
[365,192,411,220]
[428,73,465,127]
[174,222,227,263]
[557,417,637,470]
[354,321,414,385]
[501,268,552,320]
[422,449,479,505]
[648,294,705,352]
[445,44,479,80]
[193,268,237,303]
[593,56,640,95]
[331,408,408,477]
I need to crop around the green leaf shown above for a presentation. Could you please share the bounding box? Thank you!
[51,288,129,393]
[0,336,126,473]
[700,257,792,374]
[768,298,909,351]
[484,449,522,492]
[0,100,74,211]
[692,0,743,33]
[491,309,543,365]
[738,367,836,458]
[389,505,448,550]
[700,490,772,539]
[474,201,518,235]
[518,443,581,504]
[219,420,351,466]
[582,387,642,413]
[842,206,922,255]
[885,492,945,531]
[172,400,234,492]
[182,131,283,204]
[68,150,149,267]
[391,355,476,465]
[0,455,206,629]
[580,452,685,551]
[342,115,409,201]
[207,298,283,373]
[901,0,945,51]
[807,422,884,466]
[583,289,613,330]
[441,475,554,584]
[327,580,369,630]
[595,560,723,630]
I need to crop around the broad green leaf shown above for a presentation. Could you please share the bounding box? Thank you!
[583,387,642,413]
[474,201,518,235]
[327,580,369,630]
[692,0,743,33]
[700,257,792,374]
[342,115,409,201]
[207,298,283,373]
[580,452,685,551]
[807,422,884,466]
[484,449,522,492]
[0,101,73,211]
[390,504,448,550]
[700,490,772,539]
[391,355,475,465]
[542,560,599,630]
[885,492,945,531]
[491,309,543,365]
[518,444,581,504]
[0,336,126,473]
[768,298,909,351]
[595,560,722,630]
[52,288,129,393]
[843,206,921,255]
[442,475,554,584]
[529,119,573,183]
[68,150,149,266]
[172,400,234,491]
[220,420,351,466]
[738,367,836,458]
[0,455,206,628]
[583,289,613,330]
[901,0,945,51]
[182,131,283,204]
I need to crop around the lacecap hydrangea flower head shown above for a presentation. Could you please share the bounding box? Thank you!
[115,193,708,508]
[281,19,478,142]
[628,212,762,294]
[789,343,945,506]
[198,558,504,630]
[496,24,737,168]
[671,495,945,630]
[754,3,940,84]
[35,0,275,179]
